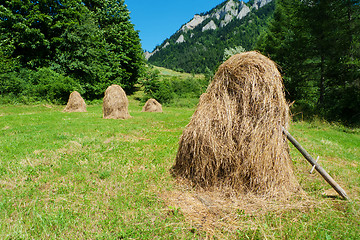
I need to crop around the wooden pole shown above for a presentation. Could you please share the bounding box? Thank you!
[282,127,349,200]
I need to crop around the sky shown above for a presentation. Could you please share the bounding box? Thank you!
[125,0,240,52]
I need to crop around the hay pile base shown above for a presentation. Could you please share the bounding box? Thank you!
[172,51,301,197]
[160,181,313,237]
[142,98,163,112]
[63,91,86,112]
[103,84,131,119]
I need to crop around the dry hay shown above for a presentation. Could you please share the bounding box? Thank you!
[103,84,131,119]
[160,180,314,238]
[171,51,302,197]
[142,98,163,112]
[63,91,86,112]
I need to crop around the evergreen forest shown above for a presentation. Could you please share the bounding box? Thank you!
[257,0,360,124]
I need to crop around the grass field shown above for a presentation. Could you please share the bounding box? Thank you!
[0,99,359,239]
[153,66,205,80]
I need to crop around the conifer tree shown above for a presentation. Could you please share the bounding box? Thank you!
[257,0,360,123]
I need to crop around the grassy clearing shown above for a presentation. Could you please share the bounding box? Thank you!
[153,66,205,80]
[0,100,359,239]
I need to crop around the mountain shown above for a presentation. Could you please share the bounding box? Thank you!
[147,0,275,73]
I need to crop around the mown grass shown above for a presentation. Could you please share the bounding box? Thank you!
[153,66,205,80]
[0,100,359,239]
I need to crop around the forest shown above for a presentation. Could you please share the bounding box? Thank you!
[0,0,144,102]
[0,0,359,124]
[257,0,360,124]
[148,0,360,124]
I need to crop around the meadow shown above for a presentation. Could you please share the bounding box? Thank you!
[0,98,359,239]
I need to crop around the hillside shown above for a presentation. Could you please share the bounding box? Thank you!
[147,0,275,73]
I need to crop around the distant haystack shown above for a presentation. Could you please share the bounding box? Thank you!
[63,91,86,112]
[172,51,301,197]
[142,98,163,112]
[103,84,131,119]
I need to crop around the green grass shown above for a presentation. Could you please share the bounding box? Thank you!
[153,66,205,80]
[0,100,359,239]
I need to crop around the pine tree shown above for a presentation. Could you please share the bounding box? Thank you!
[257,0,360,123]
[300,0,360,122]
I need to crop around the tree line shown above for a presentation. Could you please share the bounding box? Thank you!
[257,0,360,124]
[0,0,144,103]
[1,0,359,124]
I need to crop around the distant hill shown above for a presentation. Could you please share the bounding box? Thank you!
[147,0,275,73]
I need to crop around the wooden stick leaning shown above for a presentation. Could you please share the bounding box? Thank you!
[282,127,349,200]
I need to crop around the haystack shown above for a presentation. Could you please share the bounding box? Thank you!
[171,51,301,197]
[103,84,131,119]
[63,91,86,112]
[142,98,163,112]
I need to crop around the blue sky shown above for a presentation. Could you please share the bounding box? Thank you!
[126,0,249,52]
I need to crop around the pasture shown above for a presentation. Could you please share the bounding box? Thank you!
[0,99,359,239]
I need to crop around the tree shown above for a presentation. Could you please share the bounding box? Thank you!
[0,0,144,101]
[257,0,360,124]
[257,0,314,108]
[85,0,144,95]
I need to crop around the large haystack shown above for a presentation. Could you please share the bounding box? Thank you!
[103,84,131,119]
[63,91,86,112]
[142,98,163,112]
[172,51,301,197]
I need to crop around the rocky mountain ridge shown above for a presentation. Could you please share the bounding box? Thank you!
[146,0,275,73]
[145,0,272,60]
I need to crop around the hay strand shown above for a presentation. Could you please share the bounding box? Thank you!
[172,51,301,197]
[103,84,131,119]
[142,98,163,112]
[63,91,86,112]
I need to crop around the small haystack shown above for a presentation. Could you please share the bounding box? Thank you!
[142,98,163,112]
[172,51,301,197]
[63,91,86,112]
[103,84,131,119]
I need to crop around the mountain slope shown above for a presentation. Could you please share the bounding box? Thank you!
[147,0,275,73]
